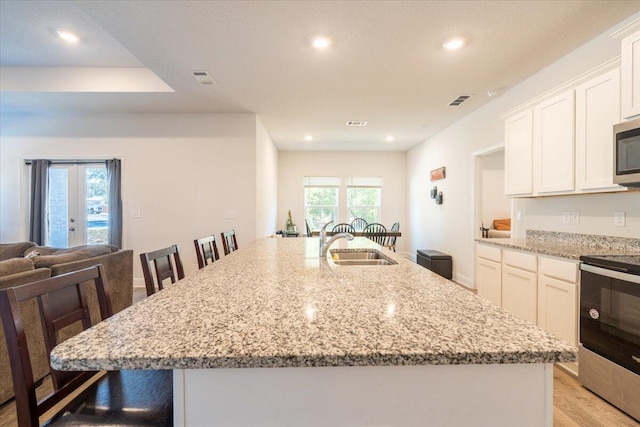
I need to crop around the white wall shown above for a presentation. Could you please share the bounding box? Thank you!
[256,117,278,238]
[481,150,510,228]
[278,151,407,253]
[0,113,258,282]
[407,12,640,288]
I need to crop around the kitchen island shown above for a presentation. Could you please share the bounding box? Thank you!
[51,237,576,426]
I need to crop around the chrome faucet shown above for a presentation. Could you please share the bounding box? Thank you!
[319,221,354,257]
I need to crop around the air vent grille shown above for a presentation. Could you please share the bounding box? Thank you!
[346,121,368,127]
[192,71,216,85]
[448,95,472,106]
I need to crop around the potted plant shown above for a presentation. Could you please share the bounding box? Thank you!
[286,210,297,233]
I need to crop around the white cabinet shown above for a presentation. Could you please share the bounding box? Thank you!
[575,68,622,191]
[621,29,640,119]
[533,90,575,194]
[502,250,537,323]
[504,110,534,196]
[476,244,502,307]
[475,245,579,353]
[537,257,579,346]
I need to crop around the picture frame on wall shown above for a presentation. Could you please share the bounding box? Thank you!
[430,167,446,181]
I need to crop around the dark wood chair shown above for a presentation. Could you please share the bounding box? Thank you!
[140,244,185,296]
[351,218,368,231]
[194,235,220,269]
[332,223,356,234]
[221,230,239,255]
[384,222,400,252]
[305,220,313,237]
[363,222,387,245]
[0,265,173,427]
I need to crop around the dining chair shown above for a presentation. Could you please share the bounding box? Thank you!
[363,223,387,245]
[140,244,185,296]
[305,219,313,237]
[351,218,368,232]
[332,223,356,234]
[194,235,220,269]
[0,265,173,427]
[221,230,239,255]
[384,222,400,252]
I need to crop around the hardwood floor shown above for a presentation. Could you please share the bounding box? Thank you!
[553,367,638,426]
[1,365,637,426]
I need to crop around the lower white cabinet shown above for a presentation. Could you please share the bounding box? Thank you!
[475,244,579,348]
[537,257,579,346]
[476,257,502,307]
[502,265,538,324]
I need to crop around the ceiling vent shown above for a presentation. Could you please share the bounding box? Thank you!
[448,95,473,106]
[346,121,368,127]
[192,71,216,85]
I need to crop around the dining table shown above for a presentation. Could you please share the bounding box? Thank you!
[50,237,575,426]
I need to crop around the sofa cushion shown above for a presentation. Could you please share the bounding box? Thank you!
[29,245,118,269]
[0,242,36,261]
[0,258,35,276]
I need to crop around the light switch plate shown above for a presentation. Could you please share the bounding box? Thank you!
[131,209,141,219]
[224,210,237,219]
[614,211,625,227]
[562,212,570,224]
[570,211,579,225]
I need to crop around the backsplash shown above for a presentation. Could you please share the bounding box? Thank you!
[526,230,640,251]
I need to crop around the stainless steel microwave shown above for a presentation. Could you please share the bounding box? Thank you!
[614,118,640,187]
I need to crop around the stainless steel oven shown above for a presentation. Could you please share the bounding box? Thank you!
[579,255,640,421]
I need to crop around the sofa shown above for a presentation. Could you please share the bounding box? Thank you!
[0,242,133,405]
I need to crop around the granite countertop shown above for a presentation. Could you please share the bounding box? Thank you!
[51,237,576,371]
[476,230,640,260]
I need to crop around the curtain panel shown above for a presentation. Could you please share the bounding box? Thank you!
[106,159,123,248]
[28,160,50,245]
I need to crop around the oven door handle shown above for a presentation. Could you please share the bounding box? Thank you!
[580,263,640,284]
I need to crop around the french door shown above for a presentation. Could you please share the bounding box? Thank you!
[47,164,109,247]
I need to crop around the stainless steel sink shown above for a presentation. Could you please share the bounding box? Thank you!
[330,249,397,266]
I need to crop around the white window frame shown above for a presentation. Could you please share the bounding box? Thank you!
[304,177,340,231]
[346,177,382,224]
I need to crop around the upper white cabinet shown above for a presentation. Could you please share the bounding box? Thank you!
[504,110,534,196]
[575,68,622,191]
[533,90,575,194]
[621,29,640,119]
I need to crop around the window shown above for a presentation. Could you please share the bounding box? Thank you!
[48,164,109,247]
[347,177,382,224]
[304,177,340,230]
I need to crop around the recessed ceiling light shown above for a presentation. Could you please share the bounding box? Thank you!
[57,31,79,43]
[443,37,465,50]
[304,135,313,142]
[312,37,331,49]
[385,136,395,142]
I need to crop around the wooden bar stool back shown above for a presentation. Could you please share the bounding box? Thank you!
[140,244,185,296]
[0,265,173,426]
[194,235,220,269]
[221,230,239,255]
[351,218,368,231]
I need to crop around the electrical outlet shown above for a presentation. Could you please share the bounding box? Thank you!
[570,211,580,225]
[614,211,626,227]
[516,211,522,221]
[562,212,570,224]
[224,210,237,219]
[131,209,141,219]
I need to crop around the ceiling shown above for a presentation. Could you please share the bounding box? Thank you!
[1,1,639,151]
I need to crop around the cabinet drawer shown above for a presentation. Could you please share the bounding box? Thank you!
[476,244,501,262]
[503,250,537,272]
[539,256,578,283]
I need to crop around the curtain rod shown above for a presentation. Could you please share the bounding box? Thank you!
[24,159,109,165]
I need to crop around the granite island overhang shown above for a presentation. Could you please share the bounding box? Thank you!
[51,237,576,426]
